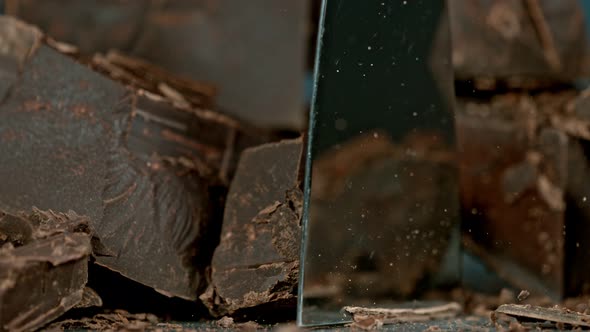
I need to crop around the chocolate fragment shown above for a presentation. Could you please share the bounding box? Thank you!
[0,16,265,300]
[344,302,462,325]
[0,210,92,332]
[517,290,531,302]
[457,94,567,297]
[46,309,159,331]
[494,304,590,329]
[456,91,590,299]
[202,138,304,316]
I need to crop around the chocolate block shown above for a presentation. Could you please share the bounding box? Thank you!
[201,138,304,316]
[0,16,264,300]
[0,210,92,332]
[450,0,589,87]
[456,92,580,298]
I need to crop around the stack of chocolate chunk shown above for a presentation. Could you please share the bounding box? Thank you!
[0,15,305,331]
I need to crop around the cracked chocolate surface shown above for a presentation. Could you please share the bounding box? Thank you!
[202,138,303,316]
[0,16,264,300]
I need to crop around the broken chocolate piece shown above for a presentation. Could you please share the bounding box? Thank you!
[344,302,462,325]
[0,16,265,300]
[90,51,216,109]
[46,309,159,331]
[201,138,304,316]
[0,230,91,332]
[459,90,590,299]
[517,290,531,302]
[456,93,571,298]
[75,287,103,309]
[494,304,590,329]
[27,208,93,239]
[350,316,384,331]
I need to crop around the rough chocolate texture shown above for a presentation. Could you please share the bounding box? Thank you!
[0,209,92,332]
[450,0,589,86]
[0,16,264,300]
[202,138,304,316]
[75,287,103,309]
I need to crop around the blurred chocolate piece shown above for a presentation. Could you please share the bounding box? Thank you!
[6,0,309,129]
[494,304,590,329]
[89,50,216,109]
[0,209,92,332]
[455,92,590,298]
[450,0,589,88]
[344,302,462,325]
[202,138,304,316]
[0,16,265,300]
[75,287,103,309]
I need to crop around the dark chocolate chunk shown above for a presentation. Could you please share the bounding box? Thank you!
[344,302,462,325]
[0,16,265,300]
[46,309,159,331]
[456,93,575,298]
[0,210,92,332]
[202,138,304,316]
[494,304,590,328]
[74,287,103,309]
